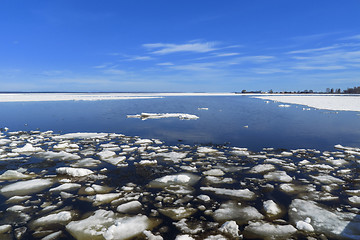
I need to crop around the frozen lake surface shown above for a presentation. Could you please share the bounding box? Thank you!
[0,94,359,239]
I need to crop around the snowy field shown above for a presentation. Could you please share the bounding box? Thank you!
[0,130,359,239]
[254,94,360,112]
[0,93,236,102]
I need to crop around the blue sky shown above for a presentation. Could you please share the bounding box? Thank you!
[1,0,360,92]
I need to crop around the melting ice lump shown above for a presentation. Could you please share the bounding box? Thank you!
[56,167,93,177]
[243,221,297,239]
[289,199,360,239]
[0,179,53,197]
[213,201,264,224]
[148,173,200,188]
[66,209,154,240]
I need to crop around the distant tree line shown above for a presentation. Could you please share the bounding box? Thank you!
[343,86,360,94]
[235,86,360,94]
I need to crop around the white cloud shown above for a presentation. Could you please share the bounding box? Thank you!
[143,41,217,54]
[215,52,240,57]
[157,62,174,66]
[292,65,346,71]
[287,46,339,54]
[102,69,126,75]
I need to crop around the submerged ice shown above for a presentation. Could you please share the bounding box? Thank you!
[0,129,359,239]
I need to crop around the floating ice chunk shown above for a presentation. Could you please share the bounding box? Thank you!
[149,173,200,188]
[0,139,11,145]
[36,151,81,161]
[296,220,314,232]
[116,201,142,214]
[158,207,197,221]
[143,230,163,240]
[289,199,360,239]
[278,104,291,108]
[0,170,33,180]
[101,156,126,166]
[349,196,360,205]
[53,132,108,140]
[280,151,293,157]
[138,160,157,165]
[0,179,53,197]
[12,143,43,154]
[249,164,275,174]
[66,209,152,240]
[71,158,101,168]
[310,174,344,184]
[219,221,240,238]
[156,152,188,163]
[32,211,73,227]
[127,113,199,120]
[264,171,292,182]
[213,201,263,224]
[6,195,31,204]
[173,218,203,235]
[197,147,217,154]
[175,235,195,240]
[231,150,249,156]
[97,150,116,160]
[203,169,225,176]
[7,205,30,212]
[88,193,121,206]
[198,107,208,110]
[197,194,211,202]
[56,167,93,177]
[103,215,150,240]
[134,139,153,145]
[42,230,63,240]
[49,183,81,192]
[0,224,11,234]
[243,221,297,239]
[263,200,282,217]
[200,187,256,200]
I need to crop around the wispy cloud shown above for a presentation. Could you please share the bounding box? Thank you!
[143,41,217,54]
[287,46,339,54]
[157,62,174,66]
[215,52,240,57]
[102,69,126,75]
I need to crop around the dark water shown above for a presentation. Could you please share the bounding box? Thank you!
[1,96,359,151]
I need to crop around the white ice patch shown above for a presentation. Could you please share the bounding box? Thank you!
[12,143,43,154]
[53,132,109,140]
[66,209,151,240]
[244,221,297,239]
[219,221,240,238]
[0,170,33,180]
[36,151,81,161]
[32,211,73,227]
[203,169,225,176]
[201,187,255,200]
[127,113,199,120]
[263,200,282,217]
[264,171,292,182]
[254,95,360,112]
[213,201,264,224]
[289,199,360,239]
[116,201,142,214]
[249,164,275,174]
[0,178,53,197]
[56,167,93,177]
[49,183,81,192]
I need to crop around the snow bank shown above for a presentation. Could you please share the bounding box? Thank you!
[254,95,360,112]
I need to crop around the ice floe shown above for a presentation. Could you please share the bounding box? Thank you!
[127,113,199,120]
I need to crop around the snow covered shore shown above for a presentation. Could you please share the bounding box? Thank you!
[254,94,360,112]
[0,92,236,102]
